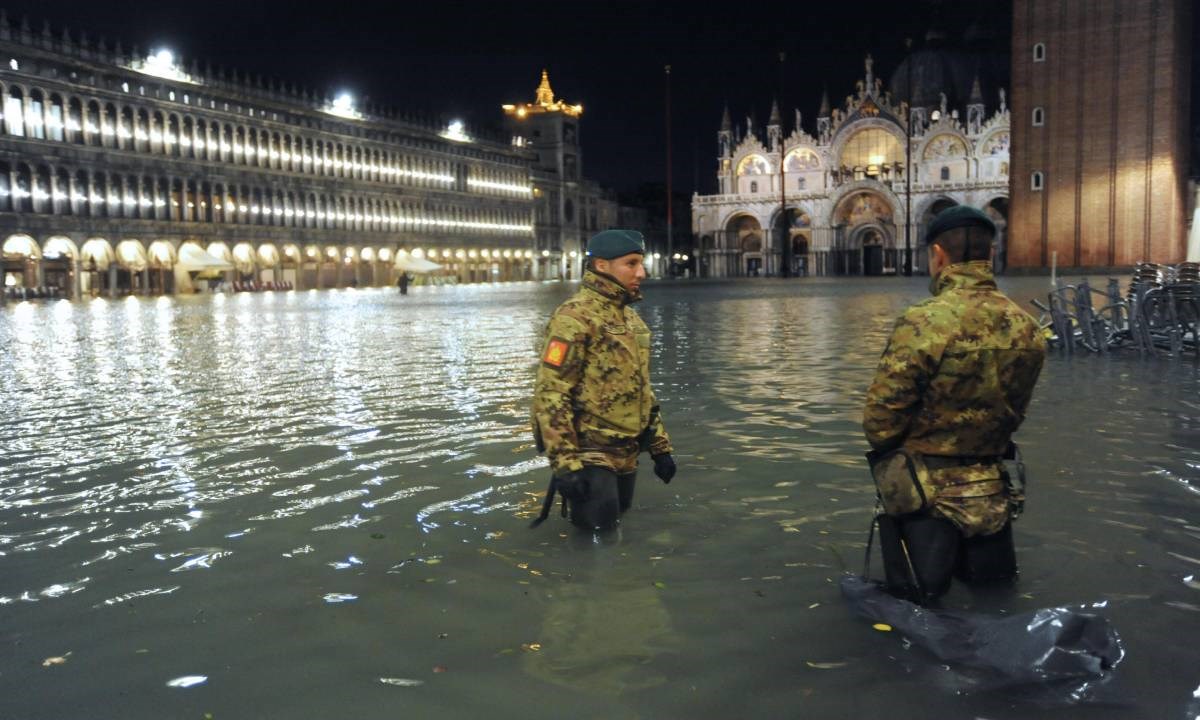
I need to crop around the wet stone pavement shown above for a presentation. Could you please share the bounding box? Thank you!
[1,277,1198,720]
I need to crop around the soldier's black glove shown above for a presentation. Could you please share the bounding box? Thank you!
[555,470,589,503]
[652,453,676,484]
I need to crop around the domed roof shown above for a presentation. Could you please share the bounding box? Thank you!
[888,40,1008,114]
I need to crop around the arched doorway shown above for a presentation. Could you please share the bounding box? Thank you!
[2,234,40,292]
[725,214,763,277]
[772,208,813,277]
[832,191,896,276]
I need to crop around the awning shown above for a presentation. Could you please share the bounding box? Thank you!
[177,243,234,272]
[394,255,443,274]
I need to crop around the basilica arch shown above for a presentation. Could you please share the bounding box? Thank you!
[829,186,898,275]
[723,213,764,277]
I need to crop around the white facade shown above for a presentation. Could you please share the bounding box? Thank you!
[692,56,1011,277]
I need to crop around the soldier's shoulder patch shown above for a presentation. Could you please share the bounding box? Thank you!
[542,337,571,368]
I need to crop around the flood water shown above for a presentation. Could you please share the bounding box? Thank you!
[1,277,1199,720]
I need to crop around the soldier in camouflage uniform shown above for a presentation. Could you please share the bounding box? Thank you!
[531,229,675,530]
[863,205,1046,601]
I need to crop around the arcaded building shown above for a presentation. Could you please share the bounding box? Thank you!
[0,15,539,298]
[1009,0,1191,269]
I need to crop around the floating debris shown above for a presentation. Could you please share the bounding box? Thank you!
[42,652,71,667]
[322,593,358,603]
[805,661,848,670]
[166,675,208,688]
[873,623,893,632]
[380,678,424,687]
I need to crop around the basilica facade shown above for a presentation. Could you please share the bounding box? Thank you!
[691,56,1011,277]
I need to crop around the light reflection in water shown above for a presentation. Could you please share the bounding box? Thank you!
[0,278,1197,719]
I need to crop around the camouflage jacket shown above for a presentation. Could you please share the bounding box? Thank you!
[532,270,672,475]
[863,261,1046,534]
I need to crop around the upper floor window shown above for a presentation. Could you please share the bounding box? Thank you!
[750,181,758,193]
[1033,43,1046,62]
[940,166,950,181]
[1032,107,1045,126]
[1031,171,1044,191]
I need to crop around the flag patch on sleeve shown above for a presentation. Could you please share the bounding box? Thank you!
[543,338,570,368]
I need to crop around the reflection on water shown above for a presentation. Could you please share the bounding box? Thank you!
[1,278,1199,719]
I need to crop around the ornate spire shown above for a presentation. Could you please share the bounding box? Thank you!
[969,72,983,103]
[535,69,555,106]
[720,104,731,131]
[768,98,781,125]
[818,87,830,117]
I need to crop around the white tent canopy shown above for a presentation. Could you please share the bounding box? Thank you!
[177,243,234,271]
[394,255,443,274]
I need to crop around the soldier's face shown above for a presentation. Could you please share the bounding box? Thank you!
[596,254,647,292]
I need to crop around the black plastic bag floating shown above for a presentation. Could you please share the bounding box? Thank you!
[839,574,1126,704]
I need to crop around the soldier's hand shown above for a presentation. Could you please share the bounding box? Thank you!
[652,453,676,484]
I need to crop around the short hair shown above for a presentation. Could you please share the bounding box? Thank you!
[930,226,994,264]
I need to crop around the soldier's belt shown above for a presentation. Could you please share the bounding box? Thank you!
[922,455,1004,471]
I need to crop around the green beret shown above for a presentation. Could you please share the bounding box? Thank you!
[586,229,646,259]
[924,205,996,245]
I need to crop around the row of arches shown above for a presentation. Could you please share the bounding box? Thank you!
[707,192,1009,278]
[2,234,545,298]
[0,161,533,235]
[1,80,529,196]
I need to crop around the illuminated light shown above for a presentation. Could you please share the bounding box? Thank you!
[195,140,205,149]
[455,250,465,259]
[412,248,424,258]
[250,206,260,214]
[525,250,534,259]
[150,131,163,142]
[569,251,578,258]
[326,247,338,258]
[8,59,17,71]
[325,93,360,119]
[466,178,533,195]
[441,249,451,258]
[238,205,248,213]
[118,128,133,139]
[542,250,550,257]
[868,154,885,166]
[379,248,392,262]
[672,253,681,260]
[101,126,115,136]
[168,91,175,102]
[180,137,191,146]
[306,247,317,258]
[397,248,408,257]
[284,246,295,257]
[134,129,148,140]
[468,249,478,259]
[440,120,472,143]
[682,254,690,261]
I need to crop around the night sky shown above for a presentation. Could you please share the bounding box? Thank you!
[6,1,1022,195]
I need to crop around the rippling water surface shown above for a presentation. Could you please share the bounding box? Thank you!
[2,278,1199,719]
